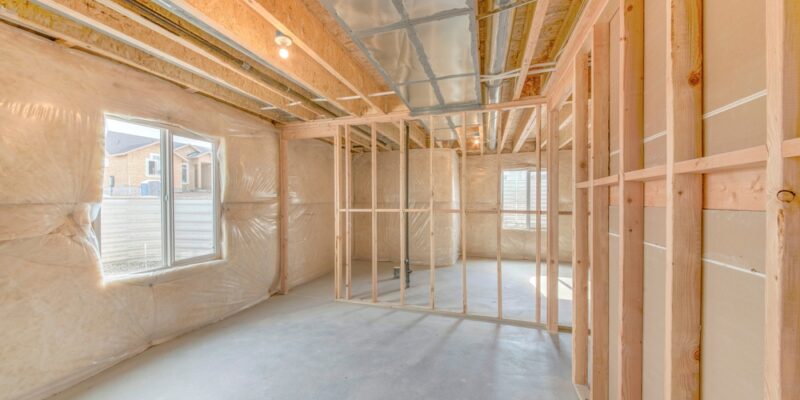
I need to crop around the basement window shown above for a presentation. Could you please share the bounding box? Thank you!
[501,169,547,231]
[100,116,220,276]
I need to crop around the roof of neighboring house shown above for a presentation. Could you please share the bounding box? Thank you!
[106,131,158,155]
[106,132,212,157]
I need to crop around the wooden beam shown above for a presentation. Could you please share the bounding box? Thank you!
[36,0,320,121]
[764,0,800,398]
[571,49,590,386]
[546,106,560,332]
[617,1,644,398]
[665,1,703,398]
[408,121,428,148]
[512,108,538,153]
[246,0,394,114]
[168,0,368,116]
[512,0,551,99]
[499,109,520,151]
[496,111,504,320]
[590,21,611,400]
[281,96,547,129]
[0,0,297,122]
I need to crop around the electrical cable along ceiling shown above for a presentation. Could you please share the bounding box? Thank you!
[322,0,481,115]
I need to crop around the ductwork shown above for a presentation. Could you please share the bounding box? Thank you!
[484,0,515,150]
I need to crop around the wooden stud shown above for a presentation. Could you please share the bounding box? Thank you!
[278,138,289,294]
[665,0,703,398]
[590,21,611,400]
[496,115,504,320]
[617,0,645,398]
[371,122,378,302]
[546,106,560,332]
[571,49,590,386]
[399,121,407,305]
[345,125,353,300]
[334,127,342,299]
[764,1,800,398]
[461,113,468,314]
[535,105,543,323]
[429,115,436,309]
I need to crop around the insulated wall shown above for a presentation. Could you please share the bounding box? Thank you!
[0,24,284,400]
[286,140,335,288]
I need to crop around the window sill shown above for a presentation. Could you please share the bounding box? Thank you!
[102,257,225,287]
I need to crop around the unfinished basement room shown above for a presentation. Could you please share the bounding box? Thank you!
[1,0,798,399]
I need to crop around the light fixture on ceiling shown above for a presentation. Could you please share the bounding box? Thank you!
[275,30,292,59]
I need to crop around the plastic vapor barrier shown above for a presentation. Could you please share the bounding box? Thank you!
[0,25,280,400]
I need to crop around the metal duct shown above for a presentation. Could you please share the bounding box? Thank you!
[484,0,515,150]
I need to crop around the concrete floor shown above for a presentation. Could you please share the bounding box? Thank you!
[350,258,574,326]
[50,272,575,400]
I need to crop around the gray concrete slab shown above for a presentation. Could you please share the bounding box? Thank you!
[49,273,576,400]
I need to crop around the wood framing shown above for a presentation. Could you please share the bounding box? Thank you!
[571,49,590,386]
[0,0,311,122]
[617,1,644,398]
[244,0,394,113]
[370,123,378,302]
[546,106,560,332]
[461,114,468,314]
[512,0,551,99]
[535,105,543,323]
[345,125,353,299]
[278,138,289,294]
[496,114,504,319]
[334,127,342,299]
[429,115,436,309]
[590,21,611,400]
[665,0,703,398]
[399,121,407,305]
[764,1,800,398]
[166,0,368,116]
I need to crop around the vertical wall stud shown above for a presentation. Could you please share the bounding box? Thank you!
[334,127,342,299]
[590,22,611,400]
[665,0,703,398]
[546,106,560,332]
[399,120,407,305]
[618,0,645,398]
[279,137,289,295]
[371,122,378,303]
[345,125,353,300]
[764,1,800,398]
[535,105,543,323]
[461,112,468,314]
[496,116,504,319]
[572,49,590,386]
[429,115,436,309]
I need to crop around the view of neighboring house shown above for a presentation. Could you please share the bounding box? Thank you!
[104,131,212,196]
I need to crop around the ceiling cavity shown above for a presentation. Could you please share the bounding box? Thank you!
[322,0,481,115]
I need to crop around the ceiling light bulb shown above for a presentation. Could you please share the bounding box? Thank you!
[279,47,289,59]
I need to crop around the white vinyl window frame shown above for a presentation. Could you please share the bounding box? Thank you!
[100,115,222,273]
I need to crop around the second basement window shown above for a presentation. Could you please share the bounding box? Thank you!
[501,169,547,231]
[100,116,220,276]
